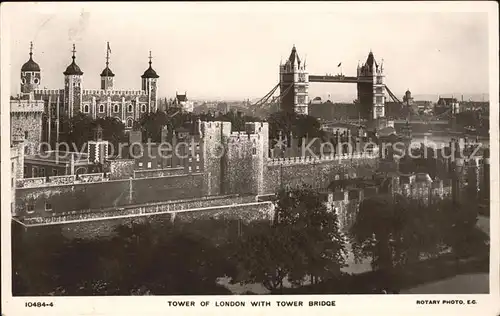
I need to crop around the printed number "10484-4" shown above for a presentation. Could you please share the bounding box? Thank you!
[25,302,54,307]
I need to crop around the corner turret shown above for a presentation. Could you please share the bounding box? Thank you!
[21,42,42,93]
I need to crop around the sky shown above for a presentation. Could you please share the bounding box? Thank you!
[4,2,493,101]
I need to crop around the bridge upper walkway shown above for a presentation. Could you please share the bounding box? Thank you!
[308,75,372,83]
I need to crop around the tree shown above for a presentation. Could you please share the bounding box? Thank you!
[267,111,324,144]
[274,186,346,284]
[438,199,488,259]
[350,194,488,292]
[67,112,94,150]
[234,185,347,291]
[11,224,68,296]
[94,117,126,148]
[350,195,403,271]
[137,111,169,143]
[232,225,297,291]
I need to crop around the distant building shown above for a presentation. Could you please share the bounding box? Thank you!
[414,100,432,113]
[309,102,363,121]
[216,102,230,114]
[402,89,414,106]
[172,92,194,112]
[435,97,459,115]
[310,96,323,105]
[123,125,203,173]
[19,121,105,179]
[88,126,110,164]
[22,151,98,178]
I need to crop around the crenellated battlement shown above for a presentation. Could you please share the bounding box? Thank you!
[10,99,44,113]
[34,89,64,95]
[82,89,146,96]
[16,173,107,188]
[267,152,378,166]
[228,131,260,141]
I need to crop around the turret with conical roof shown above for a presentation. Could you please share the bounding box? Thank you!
[141,51,159,112]
[63,44,84,76]
[21,42,42,93]
[100,42,114,90]
[141,51,159,79]
[63,44,83,118]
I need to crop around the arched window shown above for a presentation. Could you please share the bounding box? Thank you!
[99,104,105,113]
[127,118,133,128]
[83,104,89,113]
[21,77,26,85]
[141,104,146,112]
[128,104,133,112]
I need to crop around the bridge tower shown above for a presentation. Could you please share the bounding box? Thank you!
[357,51,385,120]
[279,45,309,115]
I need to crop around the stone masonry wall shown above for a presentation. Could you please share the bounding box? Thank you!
[264,156,379,193]
[225,134,260,195]
[133,167,185,179]
[20,201,273,240]
[15,174,205,217]
[108,159,135,180]
[10,104,44,155]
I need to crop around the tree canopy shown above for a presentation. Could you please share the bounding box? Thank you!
[58,113,126,151]
[267,111,323,142]
[350,194,488,291]
[232,185,347,291]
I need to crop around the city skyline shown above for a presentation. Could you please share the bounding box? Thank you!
[6,3,491,101]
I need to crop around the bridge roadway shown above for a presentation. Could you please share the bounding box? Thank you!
[308,75,373,83]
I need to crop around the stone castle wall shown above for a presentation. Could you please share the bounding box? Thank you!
[264,155,379,193]
[200,121,232,196]
[225,122,268,195]
[133,167,185,179]
[10,109,44,156]
[108,159,135,180]
[17,199,273,240]
[15,174,205,217]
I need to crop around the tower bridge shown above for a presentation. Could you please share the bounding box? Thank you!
[253,45,401,125]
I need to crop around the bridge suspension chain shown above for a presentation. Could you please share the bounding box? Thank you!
[266,83,293,106]
[251,83,279,107]
[384,85,402,104]
[251,82,294,110]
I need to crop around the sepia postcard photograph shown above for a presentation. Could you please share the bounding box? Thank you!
[1,2,499,315]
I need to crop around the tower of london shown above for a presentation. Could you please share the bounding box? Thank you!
[13,42,160,148]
